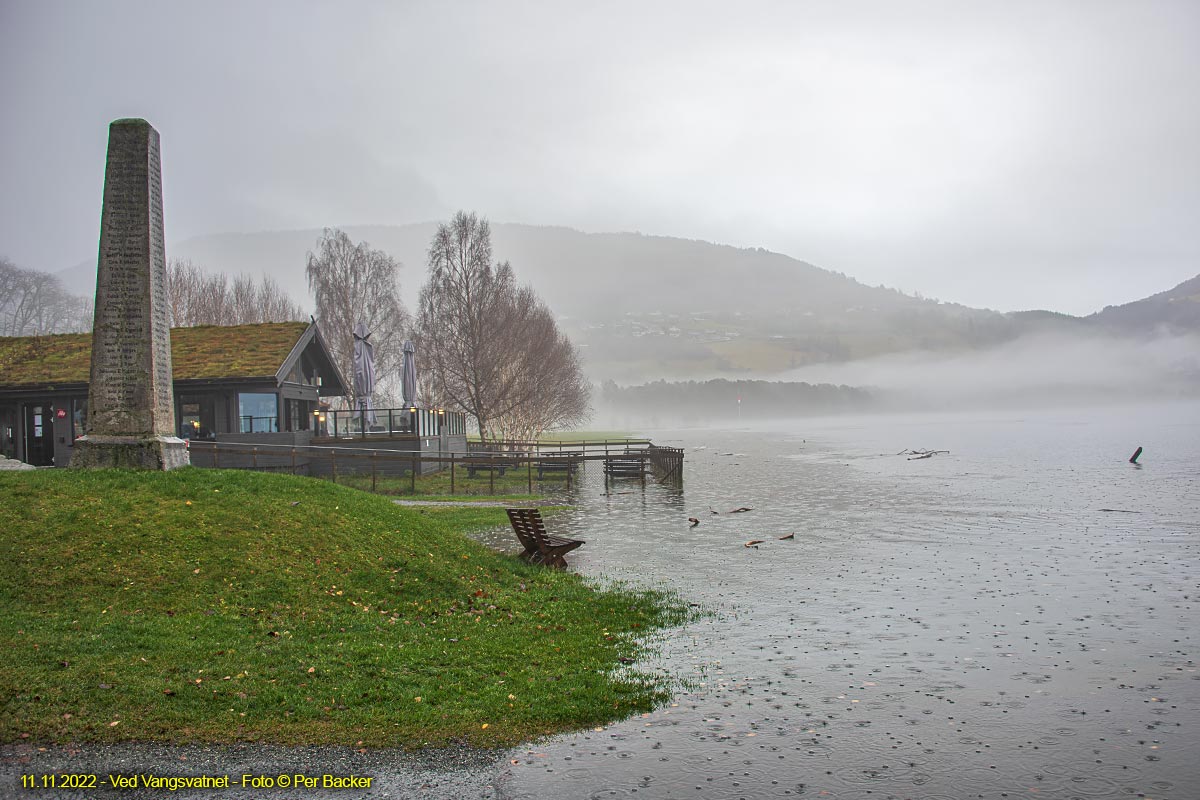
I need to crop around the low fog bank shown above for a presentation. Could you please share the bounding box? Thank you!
[589,331,1199,428]
[594,378,872,430]
[780,331,1200,411]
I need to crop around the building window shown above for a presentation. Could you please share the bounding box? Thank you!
[238,393,278,433]
[287,398,308,432]
[178,396,217,440]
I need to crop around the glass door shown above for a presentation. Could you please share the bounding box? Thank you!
[22,403,54,466]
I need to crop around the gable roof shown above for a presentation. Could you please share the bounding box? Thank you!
[0,322,322,390]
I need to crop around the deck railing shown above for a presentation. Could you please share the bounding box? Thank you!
[238,415,278,433]
[325,407,467,438]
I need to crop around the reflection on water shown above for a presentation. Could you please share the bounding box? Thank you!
[481,404,1200,800]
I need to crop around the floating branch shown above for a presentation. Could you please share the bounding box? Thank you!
[899,449,950,460]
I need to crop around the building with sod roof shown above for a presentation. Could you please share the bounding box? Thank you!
[0,321,345,466]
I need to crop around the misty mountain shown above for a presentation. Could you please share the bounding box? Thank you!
[55,224,1198,383]
[57,222,932,318]
[1087,274,1200,333]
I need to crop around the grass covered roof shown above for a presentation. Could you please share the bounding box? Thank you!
[0,322,310,389]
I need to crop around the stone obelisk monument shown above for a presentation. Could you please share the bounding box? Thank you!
[72,119,188,470]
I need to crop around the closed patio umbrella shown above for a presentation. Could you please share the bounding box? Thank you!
[401,340,417,408]
[352,322,377,430]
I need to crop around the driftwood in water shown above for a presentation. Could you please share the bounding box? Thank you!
[1129,446,1143,464]
[899,448,950,460]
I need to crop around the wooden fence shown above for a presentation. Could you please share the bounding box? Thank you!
[186,438,682,496]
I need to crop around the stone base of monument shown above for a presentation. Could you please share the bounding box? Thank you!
[70,435,190,470]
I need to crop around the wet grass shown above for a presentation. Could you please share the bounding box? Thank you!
[0,468,690,748]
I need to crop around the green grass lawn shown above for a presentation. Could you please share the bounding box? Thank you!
[0,468,689,748]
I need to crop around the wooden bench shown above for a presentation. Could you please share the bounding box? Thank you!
[535,451,582,479]
[464,455,521,477]
[603,453,647,478]
[506,508,584,569]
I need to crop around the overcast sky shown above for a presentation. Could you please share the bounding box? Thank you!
[2,0,1196,315]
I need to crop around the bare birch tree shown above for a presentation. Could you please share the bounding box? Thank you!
[0,258,92,336]
[164,258,203,326]
[256,273,308,323]
[417,212,589,443]
[165,258,306,327]
[229,274,259,325]
[305,229,410,410]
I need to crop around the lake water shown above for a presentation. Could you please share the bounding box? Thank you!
[473,403,1200,800]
